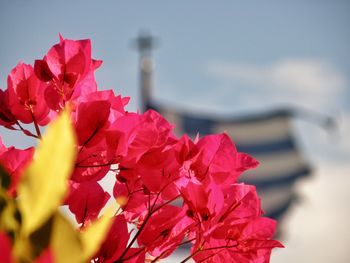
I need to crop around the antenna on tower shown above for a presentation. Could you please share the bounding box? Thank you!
[132,30,158,112]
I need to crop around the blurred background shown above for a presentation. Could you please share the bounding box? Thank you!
[0,1,349,262]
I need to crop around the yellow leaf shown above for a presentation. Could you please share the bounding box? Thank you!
[18,109,77,235]
[80,208,113,261]
[0,189,20,233]
[51,212,83,263]
[50,210,112,263]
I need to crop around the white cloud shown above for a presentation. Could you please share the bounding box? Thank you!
[206,58,347,111]
[205,58,349,165]
[294,111,350,165]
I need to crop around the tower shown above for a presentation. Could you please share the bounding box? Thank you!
[134,31,156,112]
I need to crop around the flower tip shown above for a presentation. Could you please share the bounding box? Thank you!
[58,33,64,43]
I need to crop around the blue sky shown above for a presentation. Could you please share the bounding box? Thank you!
[1,0,349,160]
[1,1,350,262]
[1,0,349,112]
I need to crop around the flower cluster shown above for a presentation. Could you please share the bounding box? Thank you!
[0,36,283,262]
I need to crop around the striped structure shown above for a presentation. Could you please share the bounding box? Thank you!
[147,102,312,221]
[133,32,312,223]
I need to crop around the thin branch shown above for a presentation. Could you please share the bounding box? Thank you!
[15,121,39,138]
[30,108,41,138]
[114,212,151,262]
[180,244,239,263]
[149,237,197,263]
[75,161,117,168]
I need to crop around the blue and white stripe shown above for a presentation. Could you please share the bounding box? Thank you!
[147,103,311,221]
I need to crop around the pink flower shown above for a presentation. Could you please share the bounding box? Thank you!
[74,100,111,147]
[110,110,175,165]
[0,136,34,196]
[192,133,259,185]
[192,218,283,263]
[180,181,224,225]
[113,174,152,221]
[34,36,102,110]
[184,183,282,262]
[0,232,13,263]
[0,89,16,129]
[66,181,110,225]
[95,215,130,262]
[137,205,193,258]
[73,143,112,182]
[0,36,284,262]
[76,90,129,123]
[7,63,50,125]
[72,93,125,182]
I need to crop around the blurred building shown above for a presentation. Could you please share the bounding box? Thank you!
[135,32,313,231]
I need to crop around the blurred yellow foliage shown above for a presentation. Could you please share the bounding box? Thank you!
[0,109,112,263]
